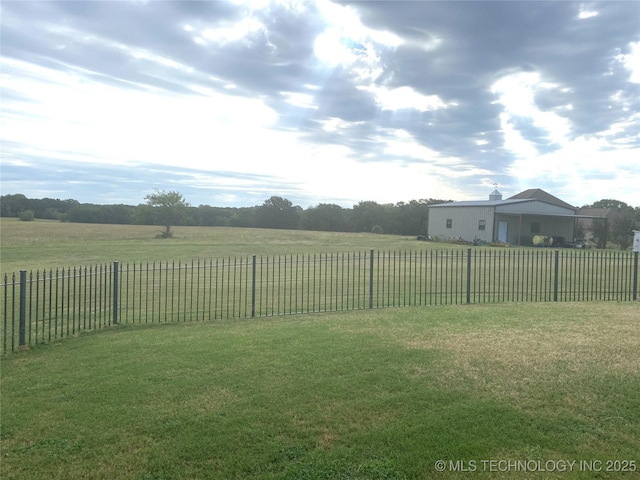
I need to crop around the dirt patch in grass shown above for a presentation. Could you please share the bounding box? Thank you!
[406,319,639,373]
[158,386,239,416]
[377,303,640,411]
[402,306,639,370]
[317,428,338,449]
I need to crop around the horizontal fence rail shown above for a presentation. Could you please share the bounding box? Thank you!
[2,248,639,353]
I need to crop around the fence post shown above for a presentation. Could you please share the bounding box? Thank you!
[251,255,257,317]
[633,251,638,301]
[19,271,27,350]
[113,261,119,325]
[369,249,374,309]
[466,248,472,304]
[3,274,7,354]
[553,249,559,302]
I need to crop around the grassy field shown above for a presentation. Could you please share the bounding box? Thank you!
[2,302,639,479]
[0,218,445,275]
[1,219,639,478]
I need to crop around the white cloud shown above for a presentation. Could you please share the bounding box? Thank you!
[492,66,639,205]
[200,17,266,46]
[318,117,364,133]
[578,9,598,20]
[359,85,448,112]
[599,109,640,140]
[496,112,539,158]
[315,0,401,48]
[3,48,471,206]
[281,91,318,109]
[189,0,309,48]
[507,134,639,206]
[491,71,572,151]
[0,58,281,173]
[291,145,474,206]
[616,41,640,83]
[313,0,401,82]
[2,0,639,208]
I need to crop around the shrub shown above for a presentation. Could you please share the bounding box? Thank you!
[371,225,384,234]
[18,210,35,221]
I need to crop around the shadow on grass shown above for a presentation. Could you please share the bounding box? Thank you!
[2,306,639,480]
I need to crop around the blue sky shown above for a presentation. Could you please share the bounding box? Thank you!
[1,0,639,208]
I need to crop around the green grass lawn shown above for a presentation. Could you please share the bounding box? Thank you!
[2,302,639,479]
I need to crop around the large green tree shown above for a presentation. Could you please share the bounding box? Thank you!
[301,203,347,232]
[350,201,386,233]
[139,190,190,238]
[590,199,630,210]
[611,208,640,250]
[585,199,640,249]
[256,196,301,230]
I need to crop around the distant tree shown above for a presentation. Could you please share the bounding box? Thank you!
[228,207,257,228]
[30,197,78,219]
[611,208,640,250]
[589,199,630,210]
[590,218,609,249]
[67,204,105,224]
[196,205,242,227]
[392,200,433,235]
[574,222,586,242]
[350,201,385,232]
[585,199,637,249]
[302,203,347,232]
[45,208,63,220]
[106,205,135,224]
[1,194,29,217]
[256,196,301,230]
[197,205,223,226]
[398,198,451,235]
[139,190,190,238]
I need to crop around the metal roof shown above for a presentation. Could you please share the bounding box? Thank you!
[429,189,578,212]
[508,188,576,210]
[429,199,532,208]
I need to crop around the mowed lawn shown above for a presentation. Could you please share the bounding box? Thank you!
[2,302,639,479]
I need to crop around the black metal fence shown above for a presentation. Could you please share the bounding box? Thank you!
[2,248,638,353]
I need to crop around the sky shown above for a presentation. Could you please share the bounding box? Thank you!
[1,0,639,209]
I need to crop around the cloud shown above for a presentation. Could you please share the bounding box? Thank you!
[1,0,639,208]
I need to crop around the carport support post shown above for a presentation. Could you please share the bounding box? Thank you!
[466,248,472,304]
[633,251,638,301]
[553,249,560,302]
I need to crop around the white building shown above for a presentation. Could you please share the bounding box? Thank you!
[427,189,578,246]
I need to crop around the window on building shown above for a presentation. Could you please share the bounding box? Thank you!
[446,219,452,229]
[478,219,486,231]
[531,222,541,234]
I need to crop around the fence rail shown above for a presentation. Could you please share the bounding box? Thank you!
[2,248,638,353]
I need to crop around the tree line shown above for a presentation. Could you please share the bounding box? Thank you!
[0,193,446,236]
[2,193,639,248]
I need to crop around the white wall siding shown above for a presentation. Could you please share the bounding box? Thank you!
[428,206,494,242]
